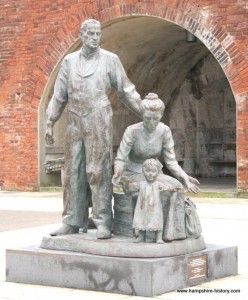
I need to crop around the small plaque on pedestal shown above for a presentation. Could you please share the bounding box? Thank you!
[188,254,207,281]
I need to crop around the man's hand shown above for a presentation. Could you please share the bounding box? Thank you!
[185,176,200,194]
[45,121,55,145]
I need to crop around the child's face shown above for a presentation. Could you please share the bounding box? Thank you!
[143,166,159,182]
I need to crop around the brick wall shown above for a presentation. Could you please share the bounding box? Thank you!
[0,0,248,192]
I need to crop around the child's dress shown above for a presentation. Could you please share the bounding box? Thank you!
[132,181,164,231]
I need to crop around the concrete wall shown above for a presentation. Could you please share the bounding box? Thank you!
[168,54,236,177]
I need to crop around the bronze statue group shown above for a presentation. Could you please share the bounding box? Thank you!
[46,19,202,244]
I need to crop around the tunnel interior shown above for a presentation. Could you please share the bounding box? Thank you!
[39,16,236,186]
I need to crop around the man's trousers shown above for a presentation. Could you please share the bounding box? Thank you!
[62,105,113,230]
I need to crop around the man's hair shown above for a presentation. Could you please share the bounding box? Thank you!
[141,93,165,115]
[143,158,163,172]
[80,19,101,33]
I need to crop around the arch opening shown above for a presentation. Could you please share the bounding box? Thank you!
[39,16,236,188]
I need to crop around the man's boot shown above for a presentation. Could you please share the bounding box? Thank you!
[96,226,112,239]
[93,218,112,239]
[50,224,79,236]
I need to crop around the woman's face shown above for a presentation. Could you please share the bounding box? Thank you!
[142,110,162,132]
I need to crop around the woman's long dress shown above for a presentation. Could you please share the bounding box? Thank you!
[115,122,189,241]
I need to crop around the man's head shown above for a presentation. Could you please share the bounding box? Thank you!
[80,19,101,50]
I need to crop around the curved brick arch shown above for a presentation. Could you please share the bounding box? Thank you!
[35,1,246,109]
[34,1,248,193]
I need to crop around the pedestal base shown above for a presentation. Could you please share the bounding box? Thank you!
[6,244,237,297]
[40,230,206,257]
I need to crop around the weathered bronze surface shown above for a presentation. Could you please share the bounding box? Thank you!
[45,19,142,239]
[44,20,204,255]
[113,93,202,243]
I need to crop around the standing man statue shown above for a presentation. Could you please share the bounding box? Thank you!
[45,19,142,239]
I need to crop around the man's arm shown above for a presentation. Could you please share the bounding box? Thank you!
[113,126,135,180]
[110,55,142,118]
[45,58,69,145]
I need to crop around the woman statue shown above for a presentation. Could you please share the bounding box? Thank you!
[113,93,200,241]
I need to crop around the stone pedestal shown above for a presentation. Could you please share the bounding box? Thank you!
[6,244,237,297]
[40,231,206,257]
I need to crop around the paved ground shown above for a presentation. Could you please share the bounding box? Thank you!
[0,185,247,300]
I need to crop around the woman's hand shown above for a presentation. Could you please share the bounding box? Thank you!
[185,176,200,194]
[112,166,123,186]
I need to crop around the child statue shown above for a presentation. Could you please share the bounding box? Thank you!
[121,158,179,244]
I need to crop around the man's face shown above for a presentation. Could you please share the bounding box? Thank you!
[81,24,101,49]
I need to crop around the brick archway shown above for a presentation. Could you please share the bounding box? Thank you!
[1,1,247,192]
[36,2,244,111]
[37,2,247,193]
[35,1,248,191]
